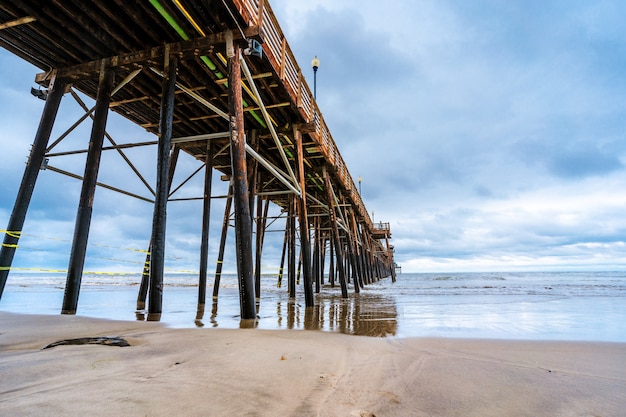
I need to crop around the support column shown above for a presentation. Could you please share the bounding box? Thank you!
[313,217,321,293]
[386,233,396,282]
[344,228,358,293]
[147,53,178,321]
[277,222,288,288]
[254,195,269,299]
[320,231,328,285]
[328,230,335,288]
[137,146,179,310]
[212,186,232,298]
[228,37,256,320]
[0,77,67,299]
[323,169,348,298]
[319,231,327,288]
[350,210,364,290]
[198,142,213,309]
[62,66,114,314]
[288,195,296,298]
[361,227,371,285]
[294,128,314,307]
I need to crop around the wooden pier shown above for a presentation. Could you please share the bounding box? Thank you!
[0,0,395,320]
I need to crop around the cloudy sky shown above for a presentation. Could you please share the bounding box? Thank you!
[1,0,626,274]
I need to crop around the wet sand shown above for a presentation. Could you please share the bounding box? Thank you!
[1,311,625,416]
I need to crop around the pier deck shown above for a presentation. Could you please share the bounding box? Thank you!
[0,0,395,318]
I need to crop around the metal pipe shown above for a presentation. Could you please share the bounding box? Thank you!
[46,140,159,157]
[245,144,300,196]
[147,0,267,127]
[240,56,300,193]
[68,89,156,197]
[149,66,229,120]
[172,131,230,143]
[45,165,154,203]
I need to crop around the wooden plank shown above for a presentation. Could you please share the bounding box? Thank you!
[0,16,36,30]
[35,26,262,84]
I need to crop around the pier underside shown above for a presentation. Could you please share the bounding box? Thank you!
[0,0,395,319]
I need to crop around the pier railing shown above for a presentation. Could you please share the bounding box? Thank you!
[374,222,391,231]
[233,0,373,230]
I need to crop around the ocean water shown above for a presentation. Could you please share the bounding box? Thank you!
[1,271,625,341]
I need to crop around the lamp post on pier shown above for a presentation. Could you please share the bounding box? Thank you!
[358,176,362,196]
[311,56,320,100]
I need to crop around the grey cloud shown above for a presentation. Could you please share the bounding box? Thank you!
[514,139,623,179]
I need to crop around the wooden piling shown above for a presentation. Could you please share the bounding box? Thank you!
[212,186,232,299]
[0,77,67,299]
[137,146,179,311]
[329,234,335,287]
[198,142,213,309]
[323,169,348,298]
[313,217,321,293]
[62,65,114,314]
[228,40,256,320]
[294,128,314,307]
[288,195,296,299]
[147,53,178,321]
[254,195,268,299]
[346,210,361,293]
[277,223,288,288]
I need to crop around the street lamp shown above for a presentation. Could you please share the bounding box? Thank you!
[358,176,362,196]
[311,55,320,100]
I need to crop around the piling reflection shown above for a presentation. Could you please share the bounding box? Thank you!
[194,301,221,328]
[194,300,260,329]
[149,289,398,337]
[194,305,205,327]
[278,294,398,337]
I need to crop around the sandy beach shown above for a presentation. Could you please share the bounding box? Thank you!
[1,311,625,416]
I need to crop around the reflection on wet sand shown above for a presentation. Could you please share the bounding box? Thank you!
[193,301,220,328]
[277,294,398,337]
[149,293,397,337]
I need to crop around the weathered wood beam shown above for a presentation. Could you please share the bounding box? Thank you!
[0,16,36,30]
[35,26,262,84]
[228,37,256,320]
